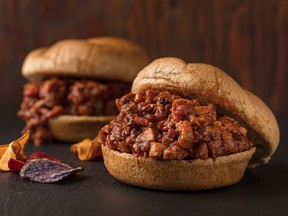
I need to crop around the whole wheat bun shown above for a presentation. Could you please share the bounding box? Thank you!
[102,145,256,190]
[21,37,149,142]
[101,57,280,190]
[48,115,115,142]
[22,37,149,82]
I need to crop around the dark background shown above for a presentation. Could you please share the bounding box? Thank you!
[0,0,288,116]
[0,1,288,216]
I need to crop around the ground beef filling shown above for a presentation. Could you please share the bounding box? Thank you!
[99,90,253,160]
[18,77,130,145]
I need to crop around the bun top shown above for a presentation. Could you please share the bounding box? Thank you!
[132,57,280,167]
[22,37,149,82]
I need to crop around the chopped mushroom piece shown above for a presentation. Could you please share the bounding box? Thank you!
[149,142,167,159]
[136,128,156,143]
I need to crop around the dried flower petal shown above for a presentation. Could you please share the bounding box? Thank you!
[15,130,30,161]
[8,158,25,172]
[70,137,102,161]
[0,144,9,158]
[0,142,21,171]
[0,131,30,171]
[20,159,83,183]
[27,152,61,162]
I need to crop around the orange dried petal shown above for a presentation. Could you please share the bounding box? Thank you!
[16,130,30,161]
[0,141,21,171]
[70,137,102,161]
[0,131,30,171]
[11,141,22,155]
[0,144,9,158]
[16,130,30,147]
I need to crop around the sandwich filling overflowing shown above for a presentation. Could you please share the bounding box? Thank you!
[99,90,253,160]
[18,77,130,145]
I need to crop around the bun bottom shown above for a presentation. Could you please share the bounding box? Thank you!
[48,115,115,142]
[102,145,256,190]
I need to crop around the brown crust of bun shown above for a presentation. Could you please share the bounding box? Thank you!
[132,57,280,167]
[102,145,256,190]
[48,115,115,142]
[22,37,149,82]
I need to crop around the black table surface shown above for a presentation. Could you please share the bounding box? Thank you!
[0,107,287,216]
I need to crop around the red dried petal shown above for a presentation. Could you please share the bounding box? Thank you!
[27,152,61,162]
[8,158,25,172]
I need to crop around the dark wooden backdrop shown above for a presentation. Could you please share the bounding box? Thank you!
[0,0,287,115]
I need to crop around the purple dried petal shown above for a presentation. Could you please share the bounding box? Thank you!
[20,159,83,183]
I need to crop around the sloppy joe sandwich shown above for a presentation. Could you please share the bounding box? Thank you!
[99,57,280,190]
[18,37,149,145]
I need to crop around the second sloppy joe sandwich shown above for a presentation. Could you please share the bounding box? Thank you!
[18,37,149,145]
[98,57,280,190]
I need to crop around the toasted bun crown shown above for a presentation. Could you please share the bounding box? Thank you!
[22,37,149,82]
[132,57,280,166]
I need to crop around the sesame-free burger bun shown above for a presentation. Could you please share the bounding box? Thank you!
[49,115,115,143]
[22,37,149,82]
[102,145,256,190]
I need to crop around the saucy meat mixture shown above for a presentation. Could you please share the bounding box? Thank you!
[99,90,253,160]
[18,77,130,145]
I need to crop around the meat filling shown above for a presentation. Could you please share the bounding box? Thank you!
[18,77,130,145]
[99,90,253,160]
